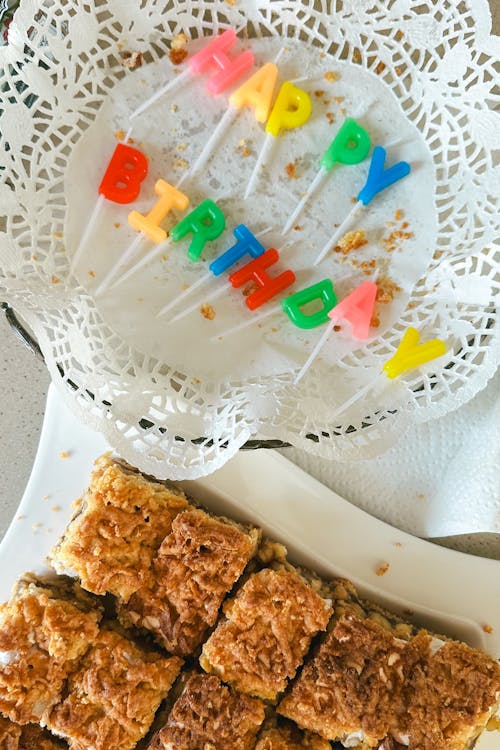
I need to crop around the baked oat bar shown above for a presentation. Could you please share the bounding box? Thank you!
[392,635,500,750]
[46,627,182,750]
[50,454,189,601]
[255,718,331,749]
[0,716,67,749]
[122,507,260,655]
[147,671,265,750]
[0,575,102,725]
[200,567,332,701]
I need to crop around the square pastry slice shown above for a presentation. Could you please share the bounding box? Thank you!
[278,614,423,747]
[0,575,102,725]
[392,634,500,750]
[122,507,260,655]
[0,716,67,749]
[147,672,265,750]
[50,454,189,602]
[46,627,182,750]
[200,567,332,701]
[255,718,331,749]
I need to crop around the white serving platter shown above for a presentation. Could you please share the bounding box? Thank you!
[1,384,498,748]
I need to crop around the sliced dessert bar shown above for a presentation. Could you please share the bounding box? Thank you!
[0,716,67,749]
[121,507,260,655]
[147,671,265,750]
[0,574,102,725]
[200,566,332,701]
[50,454,189,601]
[255,717,331,749]
[46,627,182,750]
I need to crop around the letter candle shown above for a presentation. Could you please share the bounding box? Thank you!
[324,327,447,419]
[244,81,312,199]
[94,179,189,295]
[156,225,272,318]
[294,280,378,384]
[178,51,283,186]
[282,118,371,236]
[169,234,298,323]
[130,29,254,121]
[313,145,411,266]
[69,131,146,276]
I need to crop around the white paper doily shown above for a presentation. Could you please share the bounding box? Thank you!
[0,0,499,479]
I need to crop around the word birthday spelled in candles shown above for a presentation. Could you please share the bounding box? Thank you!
[73,28,446,381]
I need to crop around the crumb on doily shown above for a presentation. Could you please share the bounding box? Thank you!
[352,49,361,63]
[395,29,404,41]
[51,275,60,284]
[53,231,63,239]
[169,32,189,65]
[326,112,335,125]
[482,624,493,634]
[395,66,403,76]
[200,303,216,320]
[88,270,95,278]
[375,61,386,74]
[237,139,251,157]
[285,159,301,179]
[114,129,125,141]
[334,229,368,255]
[375,562,390,577]
[376,276,402,304]
[324,70,339,82]
[120,50,143,70]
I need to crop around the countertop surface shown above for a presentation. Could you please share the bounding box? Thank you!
[1,2,499,558]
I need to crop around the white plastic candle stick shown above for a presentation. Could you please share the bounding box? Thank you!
[178,106,238,186]
[282,166,328,235]
[313,200,363,267]
[156,271,214,318]
[244,132,274,199]
[110,236,170,290]
[69,194,105,277]
[329,377,381,419]
[294,319,336,385]
[211,303,281,341]
[170,281,227,323]
[130,68,192,121]
[95,233,145,296]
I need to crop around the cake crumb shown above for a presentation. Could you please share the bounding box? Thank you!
[370,313,380,328]
[482,624,493,634]
[352,50,361,63]
[114,129,125,141]
[394,542,403,548]
[169,33,189,65]
[17,515,25,521]
[375,61,386,74]
[285,160,300,179]
[314,89,326,98]
[59,451,70,459]
[51,505,62,513]
[53,231,63,239]
[395,66,403,76]
[88,270,95,278]
[114,222,121,228]
[326,111,335,125]
[394,208,404,221]
[324,71,339,82]
[171,103,179,112]
[375,562,390,577]
[120,51,143,70]
[176,142,188,152]
[33,523,42,530]
[294,225,302,231]
[237,139,251,158]
[382,225,413,253]
[200,303,216,320]
[334,229,368,255]
[376,276,402,304]
[174,158,189,170]
[396,30,404,41]
[333,95,344,104]
[51,275,60,284]
[226,0,236,5]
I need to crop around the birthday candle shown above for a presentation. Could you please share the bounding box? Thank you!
[282,118,371,235]
[229,248,296,310]
[130,29,254,120]
[329,327,447,418]
[179,56,282,186]
[95,180,189,295]
[69,136,147,276]
[244,81,312,200]
[313,145,411,266]
[294,280,377,384]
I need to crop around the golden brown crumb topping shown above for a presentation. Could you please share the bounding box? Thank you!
[47,628,182,750]
[278,615,419,744]
[398,637,500,750]
[376,277,402,305]
[169,32,189,65]
[0,717,67,749]
[51,454,188,601]
[123,508,259,655]
[200,568,332,701]
[256,720,331,749]
[334,229,368,255]
[148,672,265,750]
[200,302,216,320]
